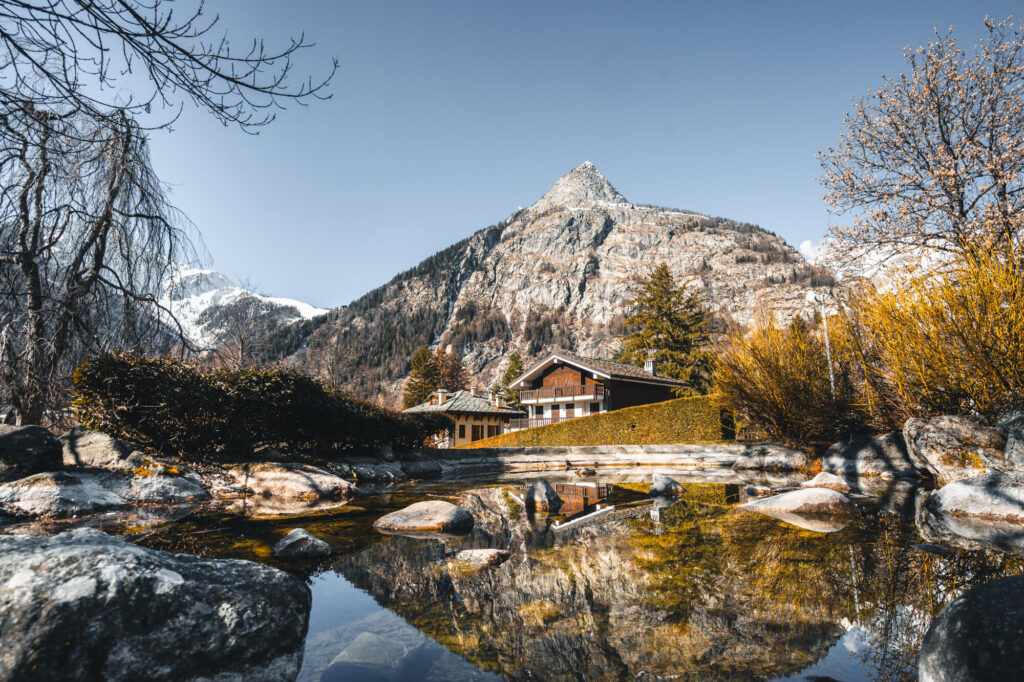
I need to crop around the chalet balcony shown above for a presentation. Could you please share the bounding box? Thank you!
[517,384,605,403]
[508,417,566,430]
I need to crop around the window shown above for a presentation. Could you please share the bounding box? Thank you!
[487,425,498,438]
[471,425,484,441]
[535,405,544,417]
[590,402,601,414]
[550,404,560,421]
[458,424,466,439]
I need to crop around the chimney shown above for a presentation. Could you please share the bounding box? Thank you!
[470,386,479,397]
[644,350,657,376]
[493,393,506,408]
[437,389,448,404]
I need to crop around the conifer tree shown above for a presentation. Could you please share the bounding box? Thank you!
[491,352,525,408]
[403,345,440,408]
[619,263,712,394]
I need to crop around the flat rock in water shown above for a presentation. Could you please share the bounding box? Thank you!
[0,425,62,482]
[919,575,1024,682]
[800,472,851,493]
[125,472,209,504]
[740,487,857,516]
[731,444,808,472]
[649,473,685,497]
[0,471,128,517]
[449,548,511,572]
[905,415,1007,485]
[915,471,1024,551]
[373,500,474,534]
[0,528,311,681]
[273,528,332,559]
[229,462,356,501]
[821,432,924,479]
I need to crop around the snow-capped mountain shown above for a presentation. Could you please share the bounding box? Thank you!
[162,266,328,346]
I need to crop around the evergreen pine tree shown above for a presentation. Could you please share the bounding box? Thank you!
[403,345,440,408]
[491,352,525,408]
[619,262,712,394]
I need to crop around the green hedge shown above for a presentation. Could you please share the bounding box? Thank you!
[72,352,453,462]
[462,396,726,448]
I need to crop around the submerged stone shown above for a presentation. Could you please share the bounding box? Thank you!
[273,528,332,560]
[373,500,474,534]
[0,528,311,681]
[920,575,1024,682]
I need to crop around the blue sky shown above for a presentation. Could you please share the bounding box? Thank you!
[145,1,1020,308]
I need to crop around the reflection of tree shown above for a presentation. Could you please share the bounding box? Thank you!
[629,500,731,621]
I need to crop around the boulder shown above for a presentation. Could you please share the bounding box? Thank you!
[448,548,511,572]
[800,472,851,493]
[0,471,128,517]
[739,487,857,516]
[731,444,809,472]
[525,478,562,512]
[373,500,474,534]
[228,462,356,501]
[919,575,1024,682]
[273,528,332,560]
[821,432,924,479]
[124,472,209,504]
[996,408,1024,438]
[1007,429,1024,470]
[915,472,1024,551]
[61,427,135,469]
[0,424,62,482]
[0,528,311,681]
[649,473,686,497]
[739,488,855,533]
[905,415,1007,484]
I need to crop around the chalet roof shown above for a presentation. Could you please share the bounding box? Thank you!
[403,389,526,417]
[510,349,688,388]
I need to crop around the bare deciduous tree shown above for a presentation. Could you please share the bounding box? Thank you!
[0,106,194,424]
[0,0,337,135]
[819,17,1024,271]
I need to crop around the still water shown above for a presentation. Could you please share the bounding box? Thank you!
[132,471,1024,681]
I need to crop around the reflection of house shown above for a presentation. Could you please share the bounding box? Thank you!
[403,388,525,447]
[508,350,686,431]
[554,482,608,515]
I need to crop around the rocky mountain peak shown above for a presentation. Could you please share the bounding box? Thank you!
[531,161,628,212]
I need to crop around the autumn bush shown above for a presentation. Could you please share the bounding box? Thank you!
[840,246,1024,423]
[713,315,870,447]
[72,352,452,462]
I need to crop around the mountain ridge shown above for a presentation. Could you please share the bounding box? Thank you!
[262,163,833,405]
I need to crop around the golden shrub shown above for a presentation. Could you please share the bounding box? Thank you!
[841,246,1024,422]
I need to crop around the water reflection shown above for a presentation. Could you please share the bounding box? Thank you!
[99,475,1024,680]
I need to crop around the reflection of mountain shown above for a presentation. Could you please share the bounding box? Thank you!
[332,486,849,680]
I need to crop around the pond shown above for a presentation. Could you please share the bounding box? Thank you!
[112,471,1024,680]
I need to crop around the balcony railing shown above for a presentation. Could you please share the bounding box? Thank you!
[518,384,604,403]
[508,417,568,430]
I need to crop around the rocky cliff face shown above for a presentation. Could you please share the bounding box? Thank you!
[275,162,833,404]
